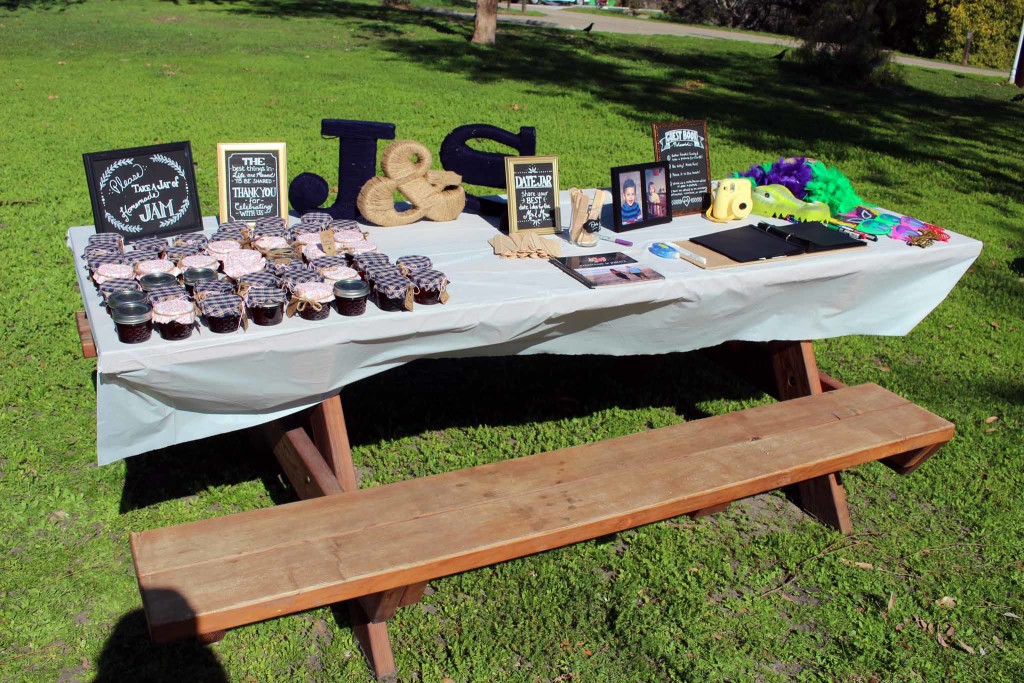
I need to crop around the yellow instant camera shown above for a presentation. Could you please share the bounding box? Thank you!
[705,179,753,223]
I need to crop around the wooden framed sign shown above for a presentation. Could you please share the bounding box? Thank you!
[83,142,202,243]
[505,155,560,234]
[217,142,288,224]
[652,120,712,217]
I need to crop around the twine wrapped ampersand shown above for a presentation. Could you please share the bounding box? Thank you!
[357,140,466,226]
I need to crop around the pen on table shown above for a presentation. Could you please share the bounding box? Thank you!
[599,234,633,246]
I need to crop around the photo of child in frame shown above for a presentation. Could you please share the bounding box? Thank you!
[645,167,667,219]
[610,162,673,232]
[619,171,643,225]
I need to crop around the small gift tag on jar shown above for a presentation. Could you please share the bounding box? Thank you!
[320,230,337,256]
[404,284,415,312]
[440,290,450,304]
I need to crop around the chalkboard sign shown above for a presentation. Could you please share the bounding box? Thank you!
[217,142,288,224]
[83,142,203,243]
[504,155,560,234]
[652,120,712,217]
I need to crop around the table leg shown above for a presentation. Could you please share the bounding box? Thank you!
[770,341,854,535]
[310,395,358,492]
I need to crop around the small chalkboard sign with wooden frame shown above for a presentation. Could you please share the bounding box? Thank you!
[652,120,712,217]
[217,142,288,224]
[83,142,203,243]
[505,155,560,234]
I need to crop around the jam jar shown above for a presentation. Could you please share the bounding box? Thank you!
[245,287,288,326]
[180,253,220,272]
[135,259,178,279]
[93,263,136,287]
[183,267,219,296]
[152,299,196,341]
[371,273,412,312]
[139,272,178,291]
[105,289,148,315]
[111,302,153,344]
[333,280,370,316]
[292,282,335,321]
[409,269,449,305]
[199,293,245,333]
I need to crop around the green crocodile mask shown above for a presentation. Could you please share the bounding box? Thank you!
[751,184,831,222]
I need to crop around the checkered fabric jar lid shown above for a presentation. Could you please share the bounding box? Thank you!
[309,255,349,269]
[99,278,143,301]
[180,253,220,271]
[282,269,325,291]
[165,245,201,261]
[132,237,168,252]
[371,272,411,299]
[353,252,390,269]
[83,245,121,261]
[300,211,333,226]
[152,299,196,325]
[254,216,288,229]
[193,279,236,296]
[290,221,323,236]
[87,253,126,272]
[88,233,123,246]
[409,269,449,292]
[253,227,289,241]
[172,233,209,248]
[293,281,335,303]
[268,258,306,275]
[328,219,359,231]
[123,250,161,267]
[146,284,190,304]
[210,232,244,245]
[245,286,288,308]
[218,220,249,234]
[237,270,281,289]
[199,292,244,317]
[396,255,433,276]
[364,264,403,282]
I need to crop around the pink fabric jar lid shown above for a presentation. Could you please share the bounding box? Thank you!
[207,240,242,260]
[136,259,179,277]
[222,249,267,280]
[180,253,220,270]
[301,244,326,261]
[346,241,378,254]
[293,232,324,246]
[294,282,335,303]
[333,229,365,242]
[254,235,289,251]
[321,266,359,282]
[152,299,196,325]
[93,263,135,284]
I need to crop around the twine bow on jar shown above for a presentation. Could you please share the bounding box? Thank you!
[357,140,466,227]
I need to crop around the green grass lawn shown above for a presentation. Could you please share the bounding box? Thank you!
[1,0,1022,681]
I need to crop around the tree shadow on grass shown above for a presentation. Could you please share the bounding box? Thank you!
[179,0,1024,205]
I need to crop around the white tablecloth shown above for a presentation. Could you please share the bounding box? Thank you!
[68,196,982,464]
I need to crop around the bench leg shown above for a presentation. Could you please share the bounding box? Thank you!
[346,601,398,681]
[770,341,854,535]
[688,502,730,519]
[883,443,943,475]
[76,311,97,359]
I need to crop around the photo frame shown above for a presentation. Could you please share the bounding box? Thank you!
[504,155,560,234]
[83,141,203,243]
[610,162,672,232]
[217,142,288,224]
[652,120,712,217]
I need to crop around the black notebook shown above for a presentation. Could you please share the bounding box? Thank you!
[691,222,865,263]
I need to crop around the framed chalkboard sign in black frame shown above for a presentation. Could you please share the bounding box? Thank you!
[216,142,288,225]
[609,161,673,232]
[83,141,203,243]
[652,120,712,217]
[504,155,561,235]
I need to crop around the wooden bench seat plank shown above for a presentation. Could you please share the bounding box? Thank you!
[132,385,953,642]
[133,383,912,570]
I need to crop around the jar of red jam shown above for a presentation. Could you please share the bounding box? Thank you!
[371,274,412,312]
[199,293,245,333]
[353,252,389,277]
[396,255,433,278]
[245,287,288,326]
[183,268,219,296]
[105,289,148,315]
[152,299,196,341]
[409,269,449,305]
[333,280,370,316]
[292,282,335,321]
[111,302,153,344]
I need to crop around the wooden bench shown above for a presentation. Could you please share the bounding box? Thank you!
[130,383,953,677]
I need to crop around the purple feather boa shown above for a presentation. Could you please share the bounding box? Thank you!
[737,157,813,199]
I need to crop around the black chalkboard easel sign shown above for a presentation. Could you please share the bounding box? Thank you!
[217,142,288,224]
[652,120,712,217]
[504,155,561,234]
[83,142,203,243]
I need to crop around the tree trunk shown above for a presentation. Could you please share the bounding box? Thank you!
[471,0,498,45]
